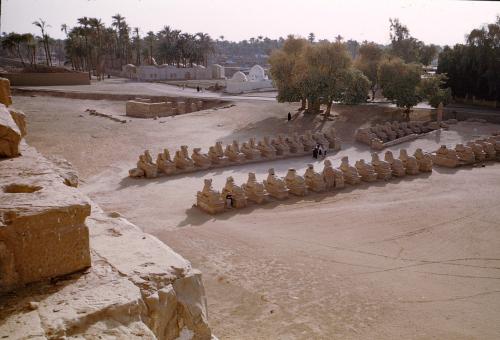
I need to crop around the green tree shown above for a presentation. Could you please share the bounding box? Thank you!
[355,42,384,101]
[339,68,371,105]
[419,44,438,66]
[389,18,422,63]
[419,74,452,108]
[438,16,500,102]
[32,18,52,66]
[379,57,422,118]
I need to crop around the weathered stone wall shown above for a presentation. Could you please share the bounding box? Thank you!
[2,72,91,86]
[0,143,213,339]
[0,143,91,294]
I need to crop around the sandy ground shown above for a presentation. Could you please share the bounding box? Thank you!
[13,93,500,339]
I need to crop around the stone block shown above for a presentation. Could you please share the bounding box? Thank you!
[0,144,91,293]
[0,104,22,158]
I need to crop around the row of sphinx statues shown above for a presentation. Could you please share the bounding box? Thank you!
[196,148,433,214]
[355,120,440,150]
[432,136,500,168]
[129,128,342,178]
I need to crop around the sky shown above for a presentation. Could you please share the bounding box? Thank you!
[3,0,500,46]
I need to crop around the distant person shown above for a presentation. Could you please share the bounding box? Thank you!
[312,146,318,159]
[287,112,291,121]
[107,74,111,79]
[197,85,200,92]
[318,144,324,157]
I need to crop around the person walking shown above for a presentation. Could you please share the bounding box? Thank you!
[287,112,292,121]
[312,145,318,159]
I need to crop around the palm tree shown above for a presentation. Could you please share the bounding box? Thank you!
[33,18,52,66]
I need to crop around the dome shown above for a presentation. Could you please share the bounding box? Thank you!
[248,65,266,81]
[231,71,248,82]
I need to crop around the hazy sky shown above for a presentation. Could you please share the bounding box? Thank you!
[3,0,500,45]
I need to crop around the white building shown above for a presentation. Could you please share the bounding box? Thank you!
[122,64,225,81]
[225,65,274,94]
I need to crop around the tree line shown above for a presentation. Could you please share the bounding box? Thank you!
[438,16,500,102]
[269,18,448,117]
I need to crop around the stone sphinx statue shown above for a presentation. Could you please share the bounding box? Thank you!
[399,149,419,175]
[257,137,277,159]
[486,137,500,160]
[240,140,261,160]
[242,172,267,204]
[300,131,317,152]
[453,144,475,165]
[400,122,413,135]
[287,133,305,154]
[137,151,158,178]
[174,149,195,170]
[373,126,389,142]
[196,178,225,214]
[311,131,330,150]
[339,156,361,185]
[180,145,193,162]
[371,153,392,180]
[285,168,308,196]
[408,121,422,134]
[431,145,459,168]
[224,143,246,163]
[215,141,225,158]
[413,148,433,172]
[263,168,289,199]
[382,123,397,140]
[304,164,326,192]
[191,147,212,168]
[208,146,229,165]
[355,159,378,182]
[156,149,177,175]
[271,135,291,156]
[384,150,406,176]
[466,142,486,162]
[475,139,496,161]
[322,159,344,189]
[323,127,341,151]
[221,176,247,208]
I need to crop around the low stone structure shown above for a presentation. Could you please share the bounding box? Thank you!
[129,128,342,179]
[126,100,174,118]
[355,120,437,150]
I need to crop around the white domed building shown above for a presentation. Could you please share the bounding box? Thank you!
[225,65,274,94]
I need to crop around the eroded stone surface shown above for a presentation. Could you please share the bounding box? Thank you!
[0,104,22,158]
[0,144,212,339]
[0,143,91,293]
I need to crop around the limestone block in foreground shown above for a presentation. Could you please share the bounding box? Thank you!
[0,144,213,339]
[0,103,22,157]
[0,143,91,293]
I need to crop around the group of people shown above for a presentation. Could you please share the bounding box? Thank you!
[312,143,326,159]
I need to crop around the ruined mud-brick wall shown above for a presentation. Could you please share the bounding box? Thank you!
[2,72,91,86]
